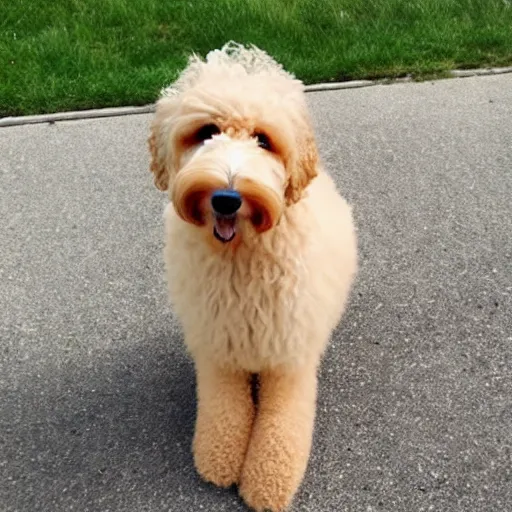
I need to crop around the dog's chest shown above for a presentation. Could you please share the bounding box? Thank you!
[167,243,305,369]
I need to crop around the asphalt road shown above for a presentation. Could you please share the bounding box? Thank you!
[1,74,511,512]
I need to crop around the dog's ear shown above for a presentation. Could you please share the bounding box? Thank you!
[148,115,169,191]
[148,96,181,191]
[284,120,319,205]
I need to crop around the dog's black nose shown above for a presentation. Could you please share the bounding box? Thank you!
[211,189,242,216]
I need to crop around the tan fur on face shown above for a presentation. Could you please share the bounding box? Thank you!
[171,136,286,233]
[148,42,358,512]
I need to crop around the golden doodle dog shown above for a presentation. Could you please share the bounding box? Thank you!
[148,42,358,511]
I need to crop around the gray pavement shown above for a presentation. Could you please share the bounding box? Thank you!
[1,74,511,512]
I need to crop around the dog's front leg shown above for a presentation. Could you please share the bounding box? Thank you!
[239,363,318,512]
[193,356,255,487]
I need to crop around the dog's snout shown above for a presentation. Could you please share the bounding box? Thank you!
[211,189,242,216]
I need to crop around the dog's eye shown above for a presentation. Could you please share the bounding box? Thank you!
[255,132,272,151]
[194,124,221,143]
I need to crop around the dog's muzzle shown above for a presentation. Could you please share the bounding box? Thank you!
[211,189,242,243]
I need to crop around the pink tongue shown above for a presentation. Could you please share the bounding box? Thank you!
[214,217,236,241]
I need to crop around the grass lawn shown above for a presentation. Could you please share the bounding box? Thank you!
[1,0,512,116]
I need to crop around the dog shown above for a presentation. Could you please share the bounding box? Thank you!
[148,42,357,511]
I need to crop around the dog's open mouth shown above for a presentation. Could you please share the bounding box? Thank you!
[213,214,237,243]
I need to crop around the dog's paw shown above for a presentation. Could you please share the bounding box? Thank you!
[193,412,253,488]
[238,425,302,511]
[239,476,294,512]
[193,434,244,487]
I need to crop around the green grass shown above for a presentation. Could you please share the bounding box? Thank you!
[1,0,512,116]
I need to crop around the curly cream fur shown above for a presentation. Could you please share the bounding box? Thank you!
[149,42,358,511]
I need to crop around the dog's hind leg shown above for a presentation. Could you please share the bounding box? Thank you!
[239,363,318,511]
[192,356,255,487]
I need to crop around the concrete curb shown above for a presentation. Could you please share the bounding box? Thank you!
[1,66,511,128]
[0,105,155,128]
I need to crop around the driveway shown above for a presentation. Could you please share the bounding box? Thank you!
[1,74,511,511]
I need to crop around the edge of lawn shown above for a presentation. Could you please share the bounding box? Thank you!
[1,66,511,128]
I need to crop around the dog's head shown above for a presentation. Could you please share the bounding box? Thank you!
[148,42,318,245]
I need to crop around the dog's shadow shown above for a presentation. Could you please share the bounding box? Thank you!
[5,302,370,512]
[5,331,248,511]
